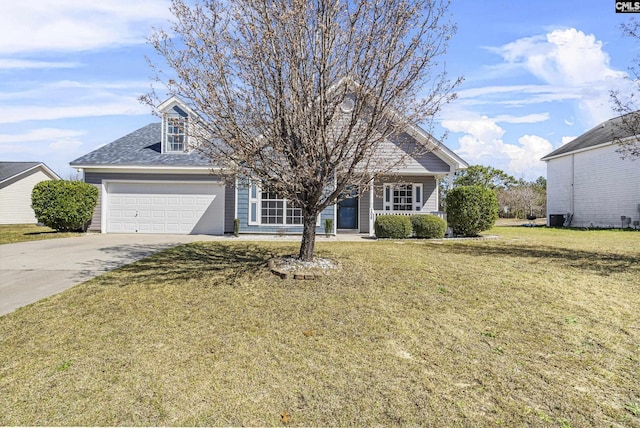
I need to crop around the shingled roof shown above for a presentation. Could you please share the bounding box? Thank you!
[70,123,214,167]
[0,161,59,184]
[541,114,637,161]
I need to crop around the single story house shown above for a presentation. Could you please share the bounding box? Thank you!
[541,114,640,228]
[70,96,468,236]
[0,161,60,224]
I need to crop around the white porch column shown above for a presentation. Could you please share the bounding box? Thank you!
[369,180,375,237]
[333,175,338,235]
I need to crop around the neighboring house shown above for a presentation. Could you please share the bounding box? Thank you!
[541,114,640,228]
[70,96,468,236]
[0,161,60,224]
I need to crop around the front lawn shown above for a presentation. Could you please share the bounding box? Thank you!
[0,227,638,426]
[0,224,83,245]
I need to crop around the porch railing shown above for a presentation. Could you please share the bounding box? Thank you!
[371,210,447,222]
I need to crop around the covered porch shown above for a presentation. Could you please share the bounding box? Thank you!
[334,174,450,237]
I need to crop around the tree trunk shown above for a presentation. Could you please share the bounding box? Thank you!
[298,211,319,261]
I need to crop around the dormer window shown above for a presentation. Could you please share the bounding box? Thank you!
[165,117,187,153]
[158,96,197,154]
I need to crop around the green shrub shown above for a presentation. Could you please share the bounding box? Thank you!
[374,215,412,239]
[233,218,240,237]
[31,180,99,232]
[324,218,333,237]
[445,185,498,236]
[410,214,446,239]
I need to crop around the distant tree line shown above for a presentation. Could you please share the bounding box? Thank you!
[440,165,546,219]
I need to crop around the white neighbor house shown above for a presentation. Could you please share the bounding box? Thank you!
[541,115,640,228]
[0,162,60,224]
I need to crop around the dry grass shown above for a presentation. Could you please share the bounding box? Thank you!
[0,227,638,426]
[0,224,83,245]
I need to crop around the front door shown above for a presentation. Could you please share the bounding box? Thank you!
[337,197,358,229]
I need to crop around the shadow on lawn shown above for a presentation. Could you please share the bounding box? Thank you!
[94,242,276,284]
[24,231,59,236]
[443,242,640,276]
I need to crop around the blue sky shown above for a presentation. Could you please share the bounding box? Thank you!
[0,0,637,180]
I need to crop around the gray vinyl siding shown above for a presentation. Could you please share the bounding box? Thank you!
[358,188,371,234]
[236,183,332,234]
[379,133,453,174]
[83,173,103,232]
[84,171,230,233]
[224,181,235,234]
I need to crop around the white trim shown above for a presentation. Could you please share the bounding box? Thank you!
[72,165,222,174]
[163,115,189,154]
[100,180,107,233]
[369,180,375,237]
[383,182,423,212]
[248,183,259,225]
[0,163,60,185]
[102,179,225,234]
[234,177,238,220]
[404,123,469,170]
[249,183,321,227]
[157,95,199,118]
[541,140,616,161]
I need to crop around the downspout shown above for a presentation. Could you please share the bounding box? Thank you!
[369,179,375,237]
[571,154,575,216]
[333,175,337,236]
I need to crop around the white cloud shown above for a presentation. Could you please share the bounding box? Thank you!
[492,113,549,124]
[484,28,628,126]
[506,135,553,177]
[454,84,582,108]
[442,118,550,180]
[0,128,85,143]
[0,1,172,54]
[496,29,623,86]
[49,139,83,152]
[0,98,149,124]
[0,59,80,69]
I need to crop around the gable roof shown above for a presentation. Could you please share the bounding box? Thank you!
[0,161,60,184]
[70,123,214,168]
[72,92,467,172]
[541,114,637,161]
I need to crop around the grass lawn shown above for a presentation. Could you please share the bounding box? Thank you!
[0,224,83,245]
[0,227,638,426]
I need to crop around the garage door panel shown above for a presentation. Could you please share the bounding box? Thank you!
[138,210,152,219]
[106,181,225,235]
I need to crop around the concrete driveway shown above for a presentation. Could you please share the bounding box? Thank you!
[0,233,221,316]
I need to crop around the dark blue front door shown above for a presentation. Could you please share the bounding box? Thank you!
[337,197,358,229]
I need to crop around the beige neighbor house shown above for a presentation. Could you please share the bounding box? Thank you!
[541,114,640,229]
[0,162,60,224]
[71,96,468,236]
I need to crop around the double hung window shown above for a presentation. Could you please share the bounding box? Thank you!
[165,117,187,152]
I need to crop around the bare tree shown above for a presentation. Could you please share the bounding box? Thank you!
[144,0,460,260]
[610,18,640,159]
[496,178,546,219]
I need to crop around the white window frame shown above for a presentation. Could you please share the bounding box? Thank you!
[383,183,423,212]
[163,116,188,153]
[248,184,321,226]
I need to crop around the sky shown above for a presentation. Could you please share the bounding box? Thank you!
[0,0,638,181]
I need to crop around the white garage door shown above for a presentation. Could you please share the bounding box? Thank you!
[106,181,225,234]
